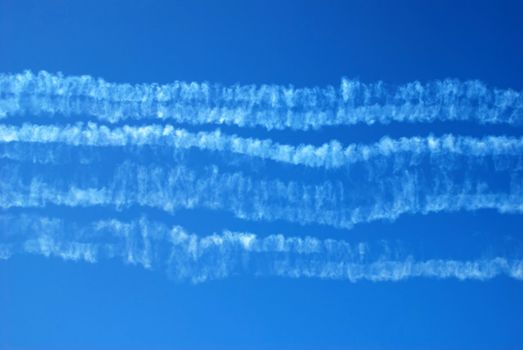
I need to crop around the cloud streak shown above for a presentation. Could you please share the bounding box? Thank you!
[2,214,521,283]
[2,161,522,229]
[1,71,522,129]
[1,123,523,169]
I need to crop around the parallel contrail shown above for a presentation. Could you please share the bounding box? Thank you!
[1,71,522,129]
[2,70,523,285]
[2,161,522,229]
[1,214,521,282]
[1,123,523,169]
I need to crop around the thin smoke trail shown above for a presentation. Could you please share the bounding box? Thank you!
[0,142,104,165]
[1,214,522,283]
[1,161,522,229]
[1,123,523,169]
[1,71,522,129]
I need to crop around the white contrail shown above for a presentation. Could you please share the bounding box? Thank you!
[0,142,102,165]
[1,71,522,129]
[2,161,522,229]
[1,123,523,169]
[1,214,522,283]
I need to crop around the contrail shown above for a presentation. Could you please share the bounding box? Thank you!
[1,123,523,169]
[2,161,522,229]
[1,71,522,129]
[0,142,103,165]
[1,214,521,283]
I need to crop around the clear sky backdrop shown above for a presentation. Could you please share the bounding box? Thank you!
[1,1,523,349]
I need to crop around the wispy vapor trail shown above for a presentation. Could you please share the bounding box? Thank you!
[1,71,522,129]
[2,214,521,282]
[2,161,522,229]
[1,123,523,169]
[0,142,103,165]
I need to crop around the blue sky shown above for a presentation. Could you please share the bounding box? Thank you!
[1,1,523,349]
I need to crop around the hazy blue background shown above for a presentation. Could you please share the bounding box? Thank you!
[1,1,523,349]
